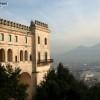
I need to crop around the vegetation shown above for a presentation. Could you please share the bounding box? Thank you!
[35,63,100,100]
[0,64,28,100]
[1,62,100,100]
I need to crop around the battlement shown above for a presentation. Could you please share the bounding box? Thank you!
[0,18,30,31]
[0,18,49,33]
[35,20,48,28]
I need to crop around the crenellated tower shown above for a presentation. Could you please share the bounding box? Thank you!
[30,20,53,85]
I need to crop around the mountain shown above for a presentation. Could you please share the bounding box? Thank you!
[55,44,100,67]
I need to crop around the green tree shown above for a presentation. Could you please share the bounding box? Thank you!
[35,63,87,100]
[0,64,28,100]
[86,83,100,100]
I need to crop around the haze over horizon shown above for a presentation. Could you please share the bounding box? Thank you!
[0,0,100,55]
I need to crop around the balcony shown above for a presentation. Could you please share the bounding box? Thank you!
[37,59,53,66]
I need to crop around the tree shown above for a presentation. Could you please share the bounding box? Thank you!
[0,64,28,100]
[35,62,100,100]
[86,83,100,100]
[35,70,60,100]
[35,63,87,100]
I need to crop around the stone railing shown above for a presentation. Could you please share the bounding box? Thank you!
[37,59,53,66]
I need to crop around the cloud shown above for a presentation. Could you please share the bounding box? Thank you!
[1,0,100,54]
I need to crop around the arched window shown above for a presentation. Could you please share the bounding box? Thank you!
[25,51,28,61]
[0,49,5,62]
[7,49,13,62]
[45,52,48,61]
[44,38,47,45]
[20,50,23,61]
[0,33,4,41]
[38,36,40,44]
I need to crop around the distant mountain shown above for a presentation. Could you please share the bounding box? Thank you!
[55,44,100,67]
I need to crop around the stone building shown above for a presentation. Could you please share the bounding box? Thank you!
[0,18,53,100]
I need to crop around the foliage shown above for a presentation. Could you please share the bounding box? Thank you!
[35,63,86,100]
[35,62,100,100]
[86,83,100,100]
[0,64,28,100]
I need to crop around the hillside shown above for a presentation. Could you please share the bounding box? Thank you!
[54,44,100,67]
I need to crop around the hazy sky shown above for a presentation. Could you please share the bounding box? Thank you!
[0,0,100,54]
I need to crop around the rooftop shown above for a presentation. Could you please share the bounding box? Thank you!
[0,18,48,31]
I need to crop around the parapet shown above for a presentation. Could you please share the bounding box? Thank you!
[0,18,30,31]
[35,20,48,28]
[0,18,49,33]
[33,20,49,32]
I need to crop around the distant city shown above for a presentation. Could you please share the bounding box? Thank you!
[53,43,100,87]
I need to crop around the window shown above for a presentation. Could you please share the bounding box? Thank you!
[15,36,18,42]
[45,52,47,61]
[38,52,41,61]
[20,50,23,61]
[7,49,13,62]
[0,49,5,62]
[0,33,4,41]
[15,56,17,62]
[8,35,12,42]
[44,38,47,45]
[30,54,32,61]
[38,36,40,44]
[25,37,27,43]
[25,51,28,61]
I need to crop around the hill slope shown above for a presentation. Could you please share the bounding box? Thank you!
[57,44,100,66]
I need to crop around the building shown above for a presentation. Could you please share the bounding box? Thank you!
[0,18,53,100]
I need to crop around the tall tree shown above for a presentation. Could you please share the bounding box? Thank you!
[0,64,28,100]
[35,63,87,100]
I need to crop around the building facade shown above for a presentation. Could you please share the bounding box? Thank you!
[0,18,53,100]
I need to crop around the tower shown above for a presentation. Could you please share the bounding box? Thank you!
[31,20,53,86]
